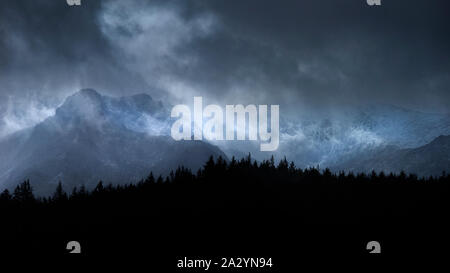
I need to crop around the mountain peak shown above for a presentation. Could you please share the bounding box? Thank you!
[129,93,153,101]
[52,89,170,133]
[76,88,102,99]
[64,88,103,104]
[55,89,105,120]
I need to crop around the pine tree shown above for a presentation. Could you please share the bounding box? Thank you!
[94,181,104,193]
[13,180,34,202]
[145,172,155,184]
[53,181,68,201]
[0,189,12,202]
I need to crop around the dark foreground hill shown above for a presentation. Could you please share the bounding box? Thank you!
[0,156,449,265]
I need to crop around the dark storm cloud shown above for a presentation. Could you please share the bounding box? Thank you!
[164,0,450,112]
[0,0,449,136]
[0,0,151,99]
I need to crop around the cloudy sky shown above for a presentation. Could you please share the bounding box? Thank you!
[0,0,449,136]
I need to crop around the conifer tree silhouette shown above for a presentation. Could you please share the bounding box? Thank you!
[0,189,12,202]
[0,154,448,259]
[13,180,34,203]
[53,181,68,202]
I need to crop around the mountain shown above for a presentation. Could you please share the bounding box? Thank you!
[272,104,450,168]
[349,104,450,148]
[1,90,448,194]
[331,135,450,177]
[0,89,226,196]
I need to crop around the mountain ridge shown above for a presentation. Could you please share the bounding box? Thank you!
[0,89,226,196]
[331,135,450,177]
[1,89,449,194]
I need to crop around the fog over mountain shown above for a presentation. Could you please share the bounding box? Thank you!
[331,135,450,177]
[0,89,226,196]
[0,1,449,194]
[273,104,450,168]
[0,89,449,196]
[1,1,450,136]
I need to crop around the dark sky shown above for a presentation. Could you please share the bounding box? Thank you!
[0,0,449,134]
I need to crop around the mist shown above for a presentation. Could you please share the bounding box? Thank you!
[1,0,449,147]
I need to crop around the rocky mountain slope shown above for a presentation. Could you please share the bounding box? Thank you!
[0,89,226,196]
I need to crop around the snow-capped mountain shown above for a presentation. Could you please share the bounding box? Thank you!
[271,104,450,168]
[330,135,450,177]
[1,89,449,195]
[0,89,226,196]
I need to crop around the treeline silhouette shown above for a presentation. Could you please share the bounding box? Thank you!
[0,155,449,257]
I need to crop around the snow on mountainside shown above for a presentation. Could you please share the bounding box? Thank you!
[331,135,450,177]
[273,104,450,168]
[0,89,449,195]
[0,89,226,196]
[350,104,450,148]
[56,89,171,135]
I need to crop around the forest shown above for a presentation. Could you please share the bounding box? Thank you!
[0,155,448,263]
